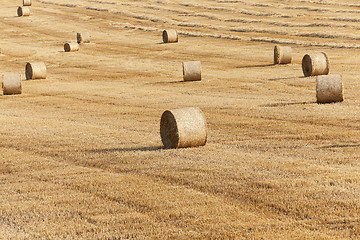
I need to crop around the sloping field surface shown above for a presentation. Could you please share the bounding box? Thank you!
[1,0,360,238]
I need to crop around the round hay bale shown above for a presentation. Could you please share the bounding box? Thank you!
[316,74,343,104]
[183,61,201,81]
[274,45,292,64]
[25,62,46,80]
[160,107,207,149]
[302,52,329,77]
[17,6,30,17]
[2,73,22,95]
[23,0,31,6]
[77,32,90,44]
[64,42,79,52]
[163,29,178,43]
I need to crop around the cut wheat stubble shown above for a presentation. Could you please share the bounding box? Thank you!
[2,73,22,95]
[25,62,46,80]
[316,74,343,104]
[302,52,329,77]
[160,107,207,149]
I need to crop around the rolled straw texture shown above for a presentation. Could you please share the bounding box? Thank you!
[17,6,30,17]
[316,74,343,104]
[183,61,201,81]
[64,42,79,52]
[163,29,178,43]
[25,62,47,80]
[274,45,292,64]
[77,32,90,44]
[3,73,22,95]
[302,52,329,77]
[160,107,207,149]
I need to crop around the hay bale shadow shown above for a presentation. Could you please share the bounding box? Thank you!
[88,146,164,153]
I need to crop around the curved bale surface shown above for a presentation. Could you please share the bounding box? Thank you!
[2,73,22,95]
[316,74,343,104]
[25,62,47,80]
[183,61,201,81]
[274,45,292,64]
[77,32,90,44]
[23,0,31,6]
[64,42,79,52]
[163,29,178,43]
[17,6,30,17]
[302,52,329,77]
[160,107,207,149]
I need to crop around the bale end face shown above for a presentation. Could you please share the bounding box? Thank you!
[160,111,180,149]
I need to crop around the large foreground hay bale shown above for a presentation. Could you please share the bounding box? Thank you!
[25,62,46,80]
[23,0,31,6]
[64,42,79,52]
[163,29,178,43]
[77,32,90,44]
[160,107,207,149]
[316,74,343,104]
[17,6,30,17]
[302,52,329,77]
[274,45,292,64]
[183,61,201,81]
[2,73,22,95]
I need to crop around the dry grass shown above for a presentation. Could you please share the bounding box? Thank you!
[1,0,360,238]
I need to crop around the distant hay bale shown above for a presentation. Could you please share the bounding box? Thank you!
[274,45,292,64]
[23,0,31,6]
[2,73,22,95]
[25,62,46,80]
[160,107,207,149]
[77,32,90,44]
[64,42,79,52]
[316,74,343,104]
[183,61,201,81]
[163,29,178,43]
[302,52,329,77]
[17,6,30,17]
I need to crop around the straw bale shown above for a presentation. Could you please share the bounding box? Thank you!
[64,42,79,52]
[160,107,207,148]
[183,61,201,81]
[25,62,46,80]
[77,32,90,44]
[316,74,343,103]
[17,6,30,17]
[2,73,22,95]
[163,29,178,43]
[274,45,292,64]
[302,52,329,77]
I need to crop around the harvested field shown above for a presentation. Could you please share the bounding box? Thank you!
[1,0,360,238]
